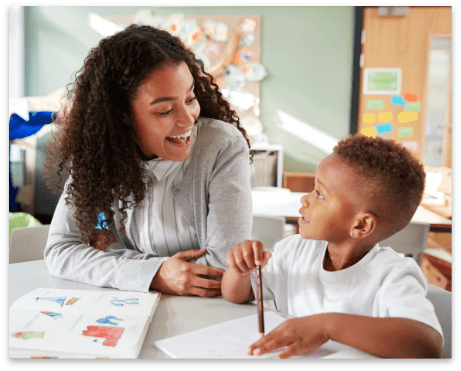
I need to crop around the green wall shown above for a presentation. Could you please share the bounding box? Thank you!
[24,6,354,215]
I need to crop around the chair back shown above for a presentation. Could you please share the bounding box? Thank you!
[427,283,451,358]
[9,225,51,264]
[381,222,430,265]
[251,215,285,252]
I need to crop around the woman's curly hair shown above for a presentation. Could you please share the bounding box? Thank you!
[333,134,426,240]
[45,24,251,244]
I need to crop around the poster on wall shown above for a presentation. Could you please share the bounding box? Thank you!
[363,68,402,95]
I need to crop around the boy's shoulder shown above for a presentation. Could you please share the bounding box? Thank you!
[370,244,425,283]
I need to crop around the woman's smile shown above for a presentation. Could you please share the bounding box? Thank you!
[131,61,200,161]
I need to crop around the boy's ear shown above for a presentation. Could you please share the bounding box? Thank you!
[350,213,377,239]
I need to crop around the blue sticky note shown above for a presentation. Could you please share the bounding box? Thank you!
[375,123,393,134]
[391,96,405,106]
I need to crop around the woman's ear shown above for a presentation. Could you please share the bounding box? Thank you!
[350,213,377,239]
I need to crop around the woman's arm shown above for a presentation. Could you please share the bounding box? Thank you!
[194,135,253,271]
[44,189,167,292]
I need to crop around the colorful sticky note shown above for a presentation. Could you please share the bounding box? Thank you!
[378,112,392,122]
[375,123,393,134]
[366,100,385,110]
[398,127,414,138]
[363,113,376,124]
[361,126,377,138]
[398,112,418,123]
[404,102,421,112]
[391,95,406,106]
[404,92,418,102]
[401,141,418,152]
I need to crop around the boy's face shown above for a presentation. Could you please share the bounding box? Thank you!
[298,154,361,243]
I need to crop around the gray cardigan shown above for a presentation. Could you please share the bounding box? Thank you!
[44,118,253,292]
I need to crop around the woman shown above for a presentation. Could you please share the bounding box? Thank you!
[44,24,253,296]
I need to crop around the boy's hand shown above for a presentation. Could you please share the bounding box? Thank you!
[246,314,329,359]
[226,240,272,276]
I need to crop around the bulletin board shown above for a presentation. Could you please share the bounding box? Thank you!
[102,12,266,121]
[358,68,423,157]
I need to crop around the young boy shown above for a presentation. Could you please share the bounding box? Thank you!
[222,134,443,359]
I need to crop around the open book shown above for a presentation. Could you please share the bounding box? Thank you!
[9,287,161,359]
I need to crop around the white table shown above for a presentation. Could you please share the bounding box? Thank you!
[252,190,452,231]
[9,260,376,359]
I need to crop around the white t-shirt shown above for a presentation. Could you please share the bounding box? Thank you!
[253,235,443,338]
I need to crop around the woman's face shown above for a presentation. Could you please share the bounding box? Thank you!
[131,61,200,161]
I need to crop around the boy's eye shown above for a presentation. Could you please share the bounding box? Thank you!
[312,184,324,199]
[316,190,324,199]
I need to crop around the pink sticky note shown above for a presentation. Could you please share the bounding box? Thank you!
[401,141,418,152]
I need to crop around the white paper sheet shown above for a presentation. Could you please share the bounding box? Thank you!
[155,311,285,359]
[154,311,373,359]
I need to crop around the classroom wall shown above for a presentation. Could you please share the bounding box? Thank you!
[24,6,354,216]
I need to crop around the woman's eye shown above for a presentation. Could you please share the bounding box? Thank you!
[187,96,197,104]
[158,109,173,116]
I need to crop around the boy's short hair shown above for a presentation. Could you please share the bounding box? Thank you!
[333,134,426,241]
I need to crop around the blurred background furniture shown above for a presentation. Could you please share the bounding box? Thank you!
[422,247,452,292]
[380,222,430,266]
[283,172,315,193]
[250,144,284,188]
[251,215,285,252]
[426,283,452,358]
[9,225,50,264]
[8,212,41,244]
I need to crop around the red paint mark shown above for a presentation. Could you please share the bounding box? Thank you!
[82,326,124,347]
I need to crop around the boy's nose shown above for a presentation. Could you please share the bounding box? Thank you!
[301,193,309,207]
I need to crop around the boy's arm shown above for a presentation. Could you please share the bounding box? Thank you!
[325,313,442,358]
[221,266,255,304]
[221,240,271,304]
[247,313,442,359]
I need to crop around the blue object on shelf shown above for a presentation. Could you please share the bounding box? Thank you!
[9,111,57,140]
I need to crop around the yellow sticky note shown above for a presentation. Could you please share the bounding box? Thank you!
[378,112,392,123]
[363,113,376,124]
[398,112,418,123]
[360,126,377,138]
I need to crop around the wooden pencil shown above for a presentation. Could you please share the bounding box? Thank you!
[256,265,264,338]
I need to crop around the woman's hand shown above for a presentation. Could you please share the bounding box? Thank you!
[226,240,272,277]
[89,229,117,251]
[246,314,329,359]
[150,249,224,297]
